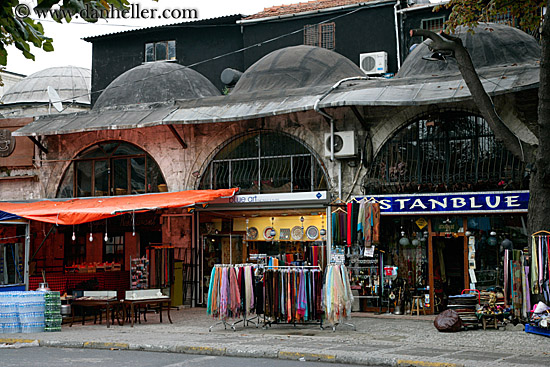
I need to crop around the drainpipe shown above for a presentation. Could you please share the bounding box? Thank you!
[394,0,401,70]
[314,76,370,198]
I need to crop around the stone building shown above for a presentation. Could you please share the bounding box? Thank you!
[1,21,540,311]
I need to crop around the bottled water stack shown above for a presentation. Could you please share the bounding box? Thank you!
[0,291,45,334]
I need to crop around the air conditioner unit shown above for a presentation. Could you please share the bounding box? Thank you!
[324,131,357,158]
[360,51,388,75]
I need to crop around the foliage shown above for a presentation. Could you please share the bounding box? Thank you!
[0,0,132,68]
[436,0,546,33]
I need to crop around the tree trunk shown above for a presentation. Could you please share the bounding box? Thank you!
[528,8,550,234]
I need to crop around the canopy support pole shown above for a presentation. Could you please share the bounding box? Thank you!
[30,224,56,264]
[28,136,48,154]
[350,106,370,130]
[167,125,188,149]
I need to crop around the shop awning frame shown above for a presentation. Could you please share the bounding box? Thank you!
[0,188,238,226]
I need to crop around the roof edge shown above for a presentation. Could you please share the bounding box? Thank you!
[237,0,393,25]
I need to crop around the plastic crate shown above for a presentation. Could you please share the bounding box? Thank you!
[525,324,550,337]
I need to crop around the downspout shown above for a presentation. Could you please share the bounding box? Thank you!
[313,76,370,198]
[394,0,401,70]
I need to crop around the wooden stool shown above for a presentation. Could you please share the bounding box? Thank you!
[412,296,426,316]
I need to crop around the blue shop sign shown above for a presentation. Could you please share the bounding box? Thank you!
[357,191,529,215]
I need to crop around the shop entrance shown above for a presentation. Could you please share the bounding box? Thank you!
[432,236,466,310]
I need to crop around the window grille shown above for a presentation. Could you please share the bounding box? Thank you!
[304,23,335,50]
[362,111,528,194]
[199,131,327,194]
[421,17,445,33]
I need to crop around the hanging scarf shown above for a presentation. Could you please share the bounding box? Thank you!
[531,236,539,294]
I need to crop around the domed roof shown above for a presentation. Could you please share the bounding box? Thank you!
[0,66,91,105]
[93,62,220,109]
[397,23,540,79]
[233,45,363,94]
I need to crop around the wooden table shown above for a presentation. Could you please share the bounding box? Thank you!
[70,297,121,328]
[122,297,172,327]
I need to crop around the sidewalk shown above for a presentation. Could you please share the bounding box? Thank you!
[1,308,548,367]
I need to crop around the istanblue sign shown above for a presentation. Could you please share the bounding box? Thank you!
[357,191,529,215]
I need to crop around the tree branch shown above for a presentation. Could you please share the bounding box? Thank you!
[411,28,536,162]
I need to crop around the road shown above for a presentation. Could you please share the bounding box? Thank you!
[0,346,376,367]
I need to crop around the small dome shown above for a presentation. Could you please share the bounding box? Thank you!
[233,45,363,94]
[93,62,220,109]
[397,23,540,78]
[0,66,91,105]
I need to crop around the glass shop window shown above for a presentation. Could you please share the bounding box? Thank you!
[0,225,25,286]
[145,40,176,62]
[57,141,167,198]
[104,235,124,266]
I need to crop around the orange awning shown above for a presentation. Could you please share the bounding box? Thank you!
[0,188,238,225]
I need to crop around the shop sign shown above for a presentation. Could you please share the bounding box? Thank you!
[356,191,528,215]
[213,191,328,205]
[415,218,428,229]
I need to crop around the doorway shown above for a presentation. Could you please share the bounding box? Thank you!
[432,237,465,309]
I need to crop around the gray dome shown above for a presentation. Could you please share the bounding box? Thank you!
[94,62,220,109]
[233,45,363,93]
[0,66,91,105]
[397,23,540,78]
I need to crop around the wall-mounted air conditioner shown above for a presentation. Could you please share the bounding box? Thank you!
[360,51,388,75]
[324,131,357,158]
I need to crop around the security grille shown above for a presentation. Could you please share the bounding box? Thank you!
[304,23,335,50]
[199,131,327,194]
[362,111,528,194]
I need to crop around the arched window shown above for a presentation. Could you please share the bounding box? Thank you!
[199,131,327,194]
[57,141,166,198]
[362,111,528,194]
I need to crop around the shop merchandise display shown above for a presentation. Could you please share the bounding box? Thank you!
[527,301,550,334]
[0,291,45,333]
[530,233,549,303]
[447,292,479,329]
[130,256,149,290]
[323,264,354,325]
[263,267,323,325]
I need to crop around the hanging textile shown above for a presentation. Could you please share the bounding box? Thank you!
[530,233,550,304]
[323,264,354,325]
[263,267,323,324]
[206,264,258,320]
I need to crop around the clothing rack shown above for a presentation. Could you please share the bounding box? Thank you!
[207,264,261,332]
[324,264,356,331]
[262,265,324,329]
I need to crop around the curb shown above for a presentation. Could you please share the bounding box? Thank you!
[0,338,464,367]
[397,360,464,367]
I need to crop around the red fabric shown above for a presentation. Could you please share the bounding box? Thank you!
[347,202,352,246]
[0,188,238,225]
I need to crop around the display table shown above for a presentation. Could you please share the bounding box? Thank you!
[70,291,121,328]
[122,297,172,327]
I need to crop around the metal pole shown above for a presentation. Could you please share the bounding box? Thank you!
[24,222,30,290]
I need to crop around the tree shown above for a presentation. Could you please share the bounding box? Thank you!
[0,0,131,83]
[412,0,548,234]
